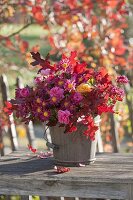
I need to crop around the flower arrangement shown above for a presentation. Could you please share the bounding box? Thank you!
[6,51,128,141]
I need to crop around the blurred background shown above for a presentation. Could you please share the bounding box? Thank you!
[0,0,133,155]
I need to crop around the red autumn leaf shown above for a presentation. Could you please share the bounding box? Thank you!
[30,52,55,71]
[68,125,77,133]
[28,144,37,153]
[115,57,126,66]
[6,38,13,48]
[31,45,40,52]
[32,6,44,23]
[34,12,45,23]
[54,166,70,174]
[91,16,98,25]
[32,6,42,14]
[49,36,56,48]
[115,46,126,56]
[99,67,108,77]
[3,107,12,115]
[107,0,118,8]
[30,52,49,66]
[36,0,43,3]
[3,101,13,115]
[74,62,87,74]
[5,101,12,109]
[20,41,29,53]
[26,1,33,6]
[62,53,67,59]
[5,38,16,51]
[70,51,77,63]
[98,105,114,115]
[65,0,77,9]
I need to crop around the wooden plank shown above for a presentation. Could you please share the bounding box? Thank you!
[0,74,18,151]
[128,184,133,200]
[5,196,11,200]
[0,178,129,199]
[0,195,11,200]
[16,77,36,147]
[21,196,32,200]
[79,198,94,200]
[0,152,133,179]
[63,198,75,200]
[0,152,133,199]
[40,197,61,200]
[40,197,50,200]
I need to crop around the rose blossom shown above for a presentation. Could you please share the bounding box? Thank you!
[19,88,30,97]
[34,76,43,84]
[58,110,71,124]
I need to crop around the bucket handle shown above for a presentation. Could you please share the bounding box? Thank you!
[44,127,59,150]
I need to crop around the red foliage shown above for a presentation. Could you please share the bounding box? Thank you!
[20,41,29,53]
[28,144,37,153]
[3,101,13,115]
[54,166,70,173]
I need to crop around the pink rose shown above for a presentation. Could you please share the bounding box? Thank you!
[58,110,71,124]
[20,88,30,97]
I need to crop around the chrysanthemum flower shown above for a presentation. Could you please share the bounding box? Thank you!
[73,92,83,103]
[50,86,64,100]
[41,110,50,121]
[64,79,76,91]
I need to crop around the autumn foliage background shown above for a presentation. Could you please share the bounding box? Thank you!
[0,0,133,152]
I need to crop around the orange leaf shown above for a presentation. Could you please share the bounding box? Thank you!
[20,41,29,53]
[34,12,45,23]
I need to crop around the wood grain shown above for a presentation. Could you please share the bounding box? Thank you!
[50,125,97,166]
[0,151,133,199]
[128,184,133,200]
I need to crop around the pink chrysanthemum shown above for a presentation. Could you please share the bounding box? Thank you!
[50,87,64,100]
[64,79,76,91]
[73,92,83,103]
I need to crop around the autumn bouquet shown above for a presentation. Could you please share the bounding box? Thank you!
[6,51,129,142]
[4,51,129,165]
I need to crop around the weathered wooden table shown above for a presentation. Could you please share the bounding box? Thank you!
[0,151,133,200]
